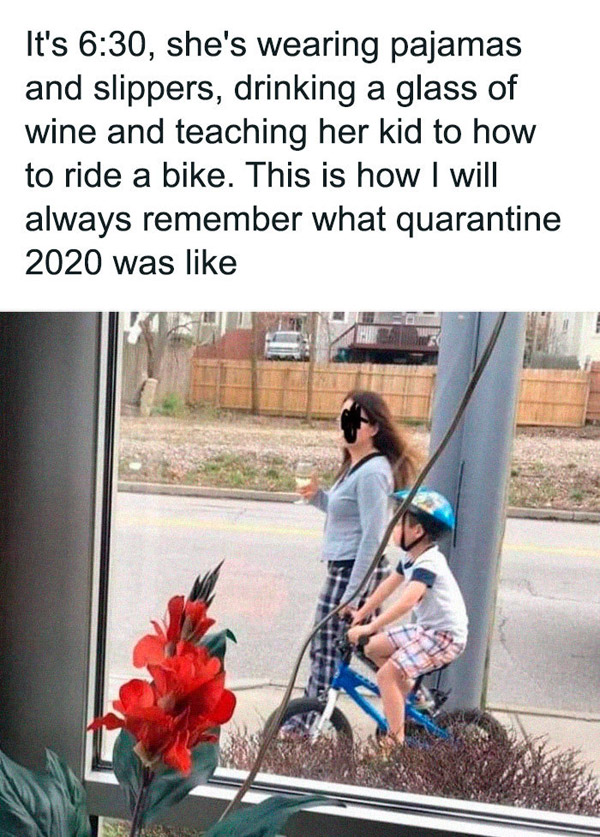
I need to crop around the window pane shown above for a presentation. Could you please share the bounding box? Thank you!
[97,312,600,825]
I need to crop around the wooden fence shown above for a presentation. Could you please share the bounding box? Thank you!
[121,339,194,405]
[516,368,591,427]
[189,359,596,426]
[189,360,437,421]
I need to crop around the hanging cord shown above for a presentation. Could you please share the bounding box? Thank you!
[220,312,507,819]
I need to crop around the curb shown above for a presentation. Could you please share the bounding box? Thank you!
[507,506,600,523]
[229,678,271,692]
[487,704,600,723]
[118,481,600,522]
[250,682,600,722]
[118,481,296,504]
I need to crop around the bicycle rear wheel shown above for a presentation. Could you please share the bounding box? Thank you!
[265,697,353,745]
[434,709,508,745]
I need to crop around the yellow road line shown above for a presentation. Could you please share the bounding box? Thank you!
[503,542,600,558]
[118,514,322,538]
[116,514,600,558]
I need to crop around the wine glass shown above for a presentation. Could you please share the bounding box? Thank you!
[294,460,314,504]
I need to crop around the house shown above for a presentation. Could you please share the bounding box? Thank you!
[547,312,600,368]
[327,312,441,364]
[190,312,442,364]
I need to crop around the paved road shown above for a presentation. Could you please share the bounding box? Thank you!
[106,493,600,715]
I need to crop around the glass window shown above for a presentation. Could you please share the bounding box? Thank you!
[596,313,600,334]
[361,312,375,323]
[202,311,217,324]
[331,311,346,322]
[93,312,600,834]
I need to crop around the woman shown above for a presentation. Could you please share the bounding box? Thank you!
[296,390,419,718]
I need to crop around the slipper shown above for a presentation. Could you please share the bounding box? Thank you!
[376,733,404,760]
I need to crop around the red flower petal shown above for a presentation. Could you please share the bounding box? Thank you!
[166,596,185,643]
[183,601,215,641]
[119,679,155,711]
[151,620,166,640]
[133,634,167,668]
[186,672,226,712]
[87,712,124,731]
[210,689,236,724]
[163,732,192,774]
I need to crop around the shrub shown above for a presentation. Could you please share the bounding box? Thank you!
[221,729,600,817]
[528,353,580,370]
[156,393,186,417]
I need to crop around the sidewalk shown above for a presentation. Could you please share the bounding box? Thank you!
[225,682,600,777]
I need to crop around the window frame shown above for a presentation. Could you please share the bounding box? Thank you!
[84,313,600,836]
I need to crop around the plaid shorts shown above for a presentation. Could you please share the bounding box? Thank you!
[386,624,465,680]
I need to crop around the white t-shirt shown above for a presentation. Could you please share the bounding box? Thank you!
[397,544,469,646]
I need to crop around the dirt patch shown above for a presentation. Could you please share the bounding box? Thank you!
[118,410,600,512]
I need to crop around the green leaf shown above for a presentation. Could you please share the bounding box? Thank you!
[203,794,339,837]
[0,748,91,837]
[43,751,91,837]
[112,731,219,826]
[144,740,219,824]
[112,730,142,816]
[201,628,237,663]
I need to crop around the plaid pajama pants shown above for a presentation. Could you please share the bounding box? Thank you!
[284,558,390,731]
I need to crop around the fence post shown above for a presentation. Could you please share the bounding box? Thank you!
[281,364,291,417]
[354,364,362,391]
[215,359,222,409]
[428,369,436,423]
[582,369,592,425]
[588,363,600,423]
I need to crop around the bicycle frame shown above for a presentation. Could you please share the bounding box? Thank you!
[323,659,451,740]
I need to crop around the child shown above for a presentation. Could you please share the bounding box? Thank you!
[347,488,468,746]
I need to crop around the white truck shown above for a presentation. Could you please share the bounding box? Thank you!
[264,331,310,361]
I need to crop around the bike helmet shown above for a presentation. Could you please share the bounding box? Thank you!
[392,487,455,537]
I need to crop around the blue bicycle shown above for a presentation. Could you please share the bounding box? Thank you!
[267,635,505,746]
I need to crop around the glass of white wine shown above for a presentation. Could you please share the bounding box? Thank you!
[294,460,314,504]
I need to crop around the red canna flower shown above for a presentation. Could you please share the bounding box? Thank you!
[133,596,215,668]
[88,643,235,775]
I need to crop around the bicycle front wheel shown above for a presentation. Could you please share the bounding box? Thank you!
[265,697,353,745]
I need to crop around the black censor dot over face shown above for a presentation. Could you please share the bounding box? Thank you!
[341,401,369,444]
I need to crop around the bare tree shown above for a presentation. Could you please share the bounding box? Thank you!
[305,311,318,422]
[131,312,201,408]
[139,313,171,380]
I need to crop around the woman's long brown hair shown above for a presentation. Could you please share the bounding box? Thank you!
[336,390,420,489]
